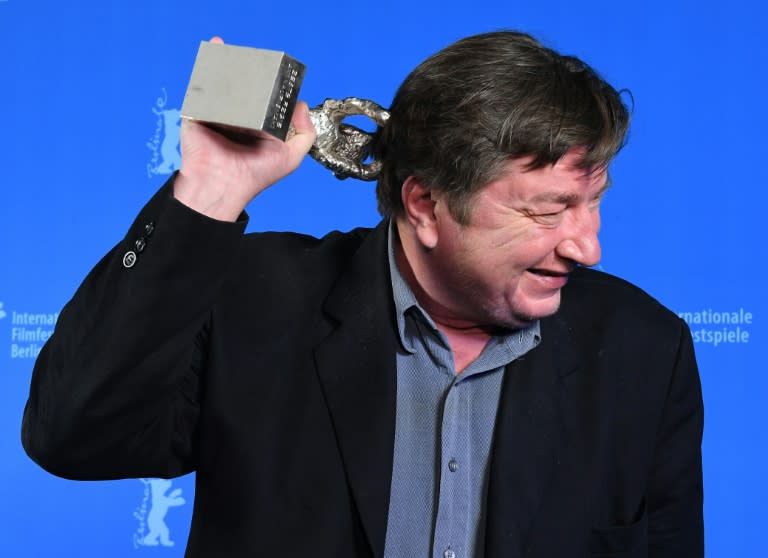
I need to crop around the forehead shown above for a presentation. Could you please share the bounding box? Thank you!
[489,151,608,198]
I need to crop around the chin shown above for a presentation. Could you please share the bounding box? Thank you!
[487,309,542,332]
[510,293,562,325]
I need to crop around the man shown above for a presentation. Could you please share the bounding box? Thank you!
[22,31,703,557]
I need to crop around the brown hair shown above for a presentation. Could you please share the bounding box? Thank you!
[372,31,631,224]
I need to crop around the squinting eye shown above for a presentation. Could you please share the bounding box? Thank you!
[533,211,566,225]
[537,206,567,218]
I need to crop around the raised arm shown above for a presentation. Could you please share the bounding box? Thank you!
[22,38,316,480]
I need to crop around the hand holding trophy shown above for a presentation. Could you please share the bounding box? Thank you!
[181,40,389,182]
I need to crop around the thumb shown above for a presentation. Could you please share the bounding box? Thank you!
[285,101,317,158]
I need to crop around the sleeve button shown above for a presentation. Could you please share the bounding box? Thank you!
[123,251,137,268]
[135,237,146,253]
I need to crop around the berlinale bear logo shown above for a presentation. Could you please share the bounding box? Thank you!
[133,478,186,548]
[147,88,182,178]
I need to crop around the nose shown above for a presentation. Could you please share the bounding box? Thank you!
[556,206,601,267]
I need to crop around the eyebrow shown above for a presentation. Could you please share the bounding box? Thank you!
[529,175,613,204]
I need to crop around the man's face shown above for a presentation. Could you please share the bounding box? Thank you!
[423,148,609,330]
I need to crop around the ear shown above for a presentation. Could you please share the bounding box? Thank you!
[401,176,439,249]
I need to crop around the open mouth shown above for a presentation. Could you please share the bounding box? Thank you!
[526,268,571,290]
[528,268,569,277]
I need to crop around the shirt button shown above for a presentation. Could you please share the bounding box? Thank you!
[444,549,456,558]
[448,459,458,472]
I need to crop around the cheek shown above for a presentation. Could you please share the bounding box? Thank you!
[497,234,558,270]
[453,221,557,275]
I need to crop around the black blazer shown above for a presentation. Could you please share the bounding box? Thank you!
[23,180,703,557]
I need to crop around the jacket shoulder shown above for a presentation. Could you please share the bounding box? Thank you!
[217,225,381,322]
[563,267,684,334]
[235,226,373,283]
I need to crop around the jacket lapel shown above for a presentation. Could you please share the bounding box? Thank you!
[313,221,397,558]
[485,311,580,557]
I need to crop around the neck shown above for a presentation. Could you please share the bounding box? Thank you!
[393,219,492,373]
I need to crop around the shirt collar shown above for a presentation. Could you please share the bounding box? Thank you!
[388,220,428,353]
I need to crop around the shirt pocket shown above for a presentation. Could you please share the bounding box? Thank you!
[588,500,648,557]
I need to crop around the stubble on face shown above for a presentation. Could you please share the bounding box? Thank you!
[402,151,606,332]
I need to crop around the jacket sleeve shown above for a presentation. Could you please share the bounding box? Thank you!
[648,319,704,557]
[21,176,247,480]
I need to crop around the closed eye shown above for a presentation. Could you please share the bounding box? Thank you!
[528,208,567,226]
[537,210,565,217]
[524,204,567,218]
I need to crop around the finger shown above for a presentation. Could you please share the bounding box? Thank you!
[291,101,315,135]
[210,36,224,44]
[285,101,317,156]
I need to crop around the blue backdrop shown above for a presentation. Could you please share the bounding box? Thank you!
[1,0,764,555]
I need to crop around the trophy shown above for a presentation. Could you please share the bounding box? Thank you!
[181,41,390,181]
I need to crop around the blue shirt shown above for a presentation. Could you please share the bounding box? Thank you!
[382,222,541,558]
